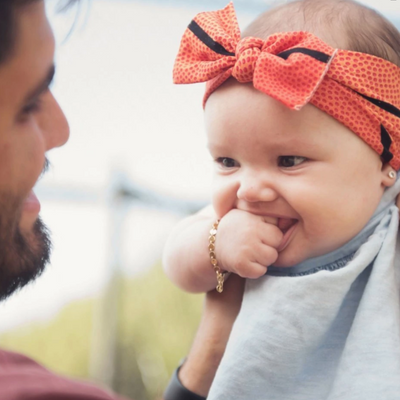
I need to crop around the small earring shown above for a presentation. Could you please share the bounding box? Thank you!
[389,170,396,179]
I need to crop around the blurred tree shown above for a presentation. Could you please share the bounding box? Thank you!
[115,264,203,399]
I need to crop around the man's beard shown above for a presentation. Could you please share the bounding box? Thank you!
[0,195,51,301]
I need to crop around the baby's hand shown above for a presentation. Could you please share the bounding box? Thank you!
[215,209,283,279]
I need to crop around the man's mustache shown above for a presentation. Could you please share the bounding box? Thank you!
[40,158,51,179]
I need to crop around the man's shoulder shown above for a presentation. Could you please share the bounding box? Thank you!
[0,347,126,400]
[0,347,47,369]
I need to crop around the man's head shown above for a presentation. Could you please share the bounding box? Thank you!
[0,0,71,300]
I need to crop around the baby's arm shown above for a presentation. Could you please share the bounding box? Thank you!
[163,205,283,293]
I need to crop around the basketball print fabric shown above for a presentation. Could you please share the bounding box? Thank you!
[173,2,400,170]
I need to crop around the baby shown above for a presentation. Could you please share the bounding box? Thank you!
[164,0,400,398]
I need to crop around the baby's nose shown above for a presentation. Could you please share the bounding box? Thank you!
[237,178,278,203]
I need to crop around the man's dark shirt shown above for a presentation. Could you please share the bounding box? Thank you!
[0,349,128,399]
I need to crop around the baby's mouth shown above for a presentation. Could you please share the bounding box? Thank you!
[277,218,298,252]
[277,218,298,234]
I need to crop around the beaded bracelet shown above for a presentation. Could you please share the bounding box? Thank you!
[209,220,227,293]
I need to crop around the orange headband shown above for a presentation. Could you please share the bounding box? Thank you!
[173,2,400,170]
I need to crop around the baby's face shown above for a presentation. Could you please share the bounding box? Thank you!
[205,80,394,267]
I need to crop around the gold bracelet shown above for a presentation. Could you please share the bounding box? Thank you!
[209,219,226,293]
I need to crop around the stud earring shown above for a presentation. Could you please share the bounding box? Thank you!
[389,170,396,179]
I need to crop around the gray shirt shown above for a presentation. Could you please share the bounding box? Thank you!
[208,177,400,400]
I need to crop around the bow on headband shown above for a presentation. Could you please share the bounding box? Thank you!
[173,2,400,170]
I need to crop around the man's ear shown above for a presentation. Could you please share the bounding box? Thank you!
[381,163,396,187]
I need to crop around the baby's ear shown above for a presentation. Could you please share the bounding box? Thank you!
[381,163,397,187]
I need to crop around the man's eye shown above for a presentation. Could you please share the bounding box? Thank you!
[216,157,239,168]
[22,99,42,115]
[278,156,307,168]
[17,99,43,123]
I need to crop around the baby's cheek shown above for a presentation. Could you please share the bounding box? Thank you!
[304,206,361,248]
[297,198,342,237]
[211,179,236,218]
[211,191,227,218]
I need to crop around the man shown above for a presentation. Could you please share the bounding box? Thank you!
[0,1,239,398]
[0,0,68,302]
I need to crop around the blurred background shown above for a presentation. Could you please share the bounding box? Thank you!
[0,0,398,399]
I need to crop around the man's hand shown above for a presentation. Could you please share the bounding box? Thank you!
[178,274,245,397]
[216,209,283,279]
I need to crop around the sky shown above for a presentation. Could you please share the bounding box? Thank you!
[0,0,399,332]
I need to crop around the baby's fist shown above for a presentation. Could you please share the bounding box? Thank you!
[215,209,283,279]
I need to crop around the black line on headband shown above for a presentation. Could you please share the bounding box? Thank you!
[277,48,331,63]
[358,93,400,119]
[380,125,394,163]
[188,20,235,57]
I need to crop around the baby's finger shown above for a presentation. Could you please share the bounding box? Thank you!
[262,216,278,226]
[259,224,284,248]
[236,261,267,279]
[254,243,279,267]
[244,262,267,279]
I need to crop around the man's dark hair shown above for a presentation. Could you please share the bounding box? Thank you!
[0,0,79,65]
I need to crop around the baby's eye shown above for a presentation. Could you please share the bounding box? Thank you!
[278,156,307,168]
[215,157,239,168]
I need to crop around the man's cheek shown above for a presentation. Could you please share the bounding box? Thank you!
[0,142,13,186]
[0,142,42,195]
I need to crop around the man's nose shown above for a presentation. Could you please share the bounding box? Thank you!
[236,171,278,203]
[42,91,70,151]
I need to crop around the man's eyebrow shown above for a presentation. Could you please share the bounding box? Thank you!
[23,64,56,103]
